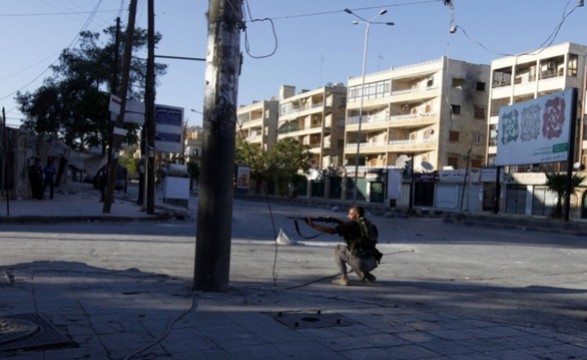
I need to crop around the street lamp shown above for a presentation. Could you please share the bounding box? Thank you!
[344,8,394,203]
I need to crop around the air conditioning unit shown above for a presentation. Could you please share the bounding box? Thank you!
[547,61,556,69]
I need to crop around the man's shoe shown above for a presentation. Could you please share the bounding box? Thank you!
[363,273,376,285]
[331,276,349,286]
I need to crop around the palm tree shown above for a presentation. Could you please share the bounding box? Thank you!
[544,171,585,218]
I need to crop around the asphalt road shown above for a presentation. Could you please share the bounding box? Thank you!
[1,198,587,334]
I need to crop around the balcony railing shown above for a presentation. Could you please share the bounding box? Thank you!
[346,112,437,126]
[345,138,436,152]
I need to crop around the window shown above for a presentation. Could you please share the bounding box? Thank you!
[447,156,459,168]
[449,131,460,142]
[452,78,465,89]
[347,80,390,102]
[476,81,486,91]
[474,133,484,145]
[474,105,486,119]
[471,159,482,168]
[568,54,578,77]
[451,104,461,115]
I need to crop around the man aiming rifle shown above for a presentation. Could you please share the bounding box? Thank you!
[305,206,383,286]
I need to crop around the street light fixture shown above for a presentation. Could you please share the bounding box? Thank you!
[344,8,394,203]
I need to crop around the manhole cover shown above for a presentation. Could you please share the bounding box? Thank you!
[0,270,14,286]
[269,310,352,330]
[0,313,72,352]
[0,318,39,344]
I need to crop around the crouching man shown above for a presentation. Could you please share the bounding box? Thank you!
[306,206,383,286]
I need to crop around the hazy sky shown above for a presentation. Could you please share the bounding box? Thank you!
[1,0,586,128]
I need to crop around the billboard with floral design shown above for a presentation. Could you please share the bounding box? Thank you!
[496,88,576,166]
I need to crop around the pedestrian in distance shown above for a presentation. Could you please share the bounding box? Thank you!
[306,206,383,286]
[43,158,56,200]
[28,156,44,200]
[97,164,108,202]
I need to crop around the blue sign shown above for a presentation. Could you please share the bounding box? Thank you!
[155,104,184,153]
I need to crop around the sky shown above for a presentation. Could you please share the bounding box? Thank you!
[1,0,586,128]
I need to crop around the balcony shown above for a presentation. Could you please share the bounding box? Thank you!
[344,141,389,154]
[344,138,436,154]
[279,101,326,119]
[346,112,438,130]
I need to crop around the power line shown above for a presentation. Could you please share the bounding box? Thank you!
[1,1,111,115]
[0,9,120,17]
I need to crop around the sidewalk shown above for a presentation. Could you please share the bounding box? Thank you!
[0,181,189,223]
[3,251,587,359]
[1,183,587,359]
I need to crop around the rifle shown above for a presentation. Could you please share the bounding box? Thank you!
[286,216,344,239]
[286,215,344,224]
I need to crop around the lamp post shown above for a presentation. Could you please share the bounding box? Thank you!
[344,8,393,203]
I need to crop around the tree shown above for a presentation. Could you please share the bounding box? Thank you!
[544,171,585,218]
[266,138,312,197]
[16,25,167,153]
[235,137,267,187]
[235,137,312,196]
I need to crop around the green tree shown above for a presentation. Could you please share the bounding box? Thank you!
[544,171,585,218]
[118,144,140,176]
[16,26,167,152]
[235,137,268,189]
[235,137,312,196]
[266,138,312,197]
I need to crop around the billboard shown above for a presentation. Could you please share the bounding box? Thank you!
[155,104,184,153]
[496,88,576,166]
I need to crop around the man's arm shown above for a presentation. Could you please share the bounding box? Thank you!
[305,218,337,234]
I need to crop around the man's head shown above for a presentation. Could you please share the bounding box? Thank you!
[347,206,365,220]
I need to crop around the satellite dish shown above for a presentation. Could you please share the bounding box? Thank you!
[421,161,434,171]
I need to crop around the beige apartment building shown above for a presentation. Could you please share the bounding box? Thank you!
[236,100,279,152]
[183,125,203,163]
[344,57,490,175]
[488,42,587,167]
[486,42,587,217]
[277,84,347,169]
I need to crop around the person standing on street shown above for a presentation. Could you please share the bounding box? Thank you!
[306,206,383,286]
[29,157,44,200]
[97,164,108,202]
[43,158,56,199]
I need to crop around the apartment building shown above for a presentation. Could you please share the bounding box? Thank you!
[486,42,587,217]
[488,42,587,167]
[344,57,490,175]
[277,84,347,169]
[183,125,203,163]
[236,100,279,152]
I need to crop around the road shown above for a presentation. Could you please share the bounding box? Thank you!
[1,198,587,334]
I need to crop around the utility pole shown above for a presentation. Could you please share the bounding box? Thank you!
[193,0,243,292]
[145,0,156,214]
[103,0,137,213]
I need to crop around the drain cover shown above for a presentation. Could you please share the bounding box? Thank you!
[0,318,39,344]
[0,313,72,352]
[270,310,352,330]
[0,270,14,286]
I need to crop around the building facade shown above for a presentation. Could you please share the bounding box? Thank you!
[486,42,587,217]
[487,42,587,167]
[344,57,491,175]
[236,100,279,152]
[277,84,347,170]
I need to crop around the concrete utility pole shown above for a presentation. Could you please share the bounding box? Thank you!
[194,0,243,292]
[145,0,156,214]
[103,0,138,213]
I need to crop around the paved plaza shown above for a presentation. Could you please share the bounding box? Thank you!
[1,182,587,359]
